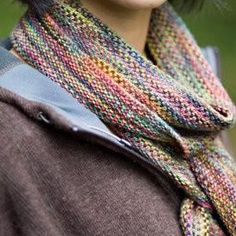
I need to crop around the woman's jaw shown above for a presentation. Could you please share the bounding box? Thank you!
[82,0,167,10]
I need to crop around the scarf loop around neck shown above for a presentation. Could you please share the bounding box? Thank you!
[11,0,236,234]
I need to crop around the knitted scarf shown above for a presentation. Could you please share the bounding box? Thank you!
[11,0,236,235]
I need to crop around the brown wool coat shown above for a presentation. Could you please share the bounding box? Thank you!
[0,41,221,236]
[0,91,183,235]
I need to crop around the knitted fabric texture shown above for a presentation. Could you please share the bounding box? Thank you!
[11,0,236,235]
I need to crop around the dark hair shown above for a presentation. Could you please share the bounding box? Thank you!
[17,0,206,14]
[170,0,205,11]
[16,0,54,14]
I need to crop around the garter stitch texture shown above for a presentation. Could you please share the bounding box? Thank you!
[11,0,236,235]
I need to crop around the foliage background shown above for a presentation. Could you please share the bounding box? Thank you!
[0,0,235,153]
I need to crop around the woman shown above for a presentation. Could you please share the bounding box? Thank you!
[0,0,235,235]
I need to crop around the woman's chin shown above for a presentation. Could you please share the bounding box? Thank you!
[109,0,167,10]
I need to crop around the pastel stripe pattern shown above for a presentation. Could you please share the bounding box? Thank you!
[11,0,236,235]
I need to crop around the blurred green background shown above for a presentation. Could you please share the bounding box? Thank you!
[0,0,235,153]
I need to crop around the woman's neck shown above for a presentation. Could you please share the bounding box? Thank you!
[80,0,152,54]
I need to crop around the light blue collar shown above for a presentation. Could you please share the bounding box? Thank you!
[0,46,148,164]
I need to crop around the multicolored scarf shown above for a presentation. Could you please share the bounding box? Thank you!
[11,0,236,234]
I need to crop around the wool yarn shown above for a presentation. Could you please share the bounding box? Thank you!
[11,0,236,234]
